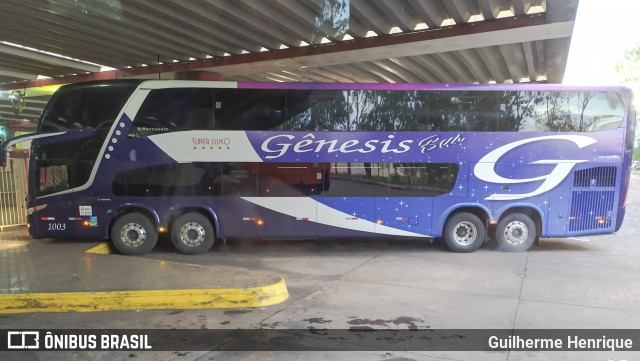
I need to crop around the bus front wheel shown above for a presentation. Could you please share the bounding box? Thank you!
[170,212,215,255]
[111,212,158,255]
[443,212,485,253]
[495,213,536,252]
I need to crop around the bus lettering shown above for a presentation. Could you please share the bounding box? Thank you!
[47,223,67,231]
[261,134,296,159]
[192,137,231,146]
[419,134,466,153]
[261,133,414,159]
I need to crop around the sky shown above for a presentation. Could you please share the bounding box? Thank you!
[563,0,640,85]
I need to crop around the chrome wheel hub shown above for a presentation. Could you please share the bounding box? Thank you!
[453,221,477,245]
[179,222,206,247]
[120,223,146,248]
[504,221,528,245]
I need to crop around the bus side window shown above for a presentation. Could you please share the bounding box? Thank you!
[220,163,258,196]
[129,88,214,138]
[212,89,287,131]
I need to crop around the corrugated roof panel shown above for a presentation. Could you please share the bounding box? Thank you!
[0,0,576,90]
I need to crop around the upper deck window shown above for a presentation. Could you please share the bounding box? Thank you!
[282,90,628,132]
[128,87,629,135]
[39,81,140,132]
[129,88,288,137]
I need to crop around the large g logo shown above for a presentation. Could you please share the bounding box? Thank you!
[474,135,597,201]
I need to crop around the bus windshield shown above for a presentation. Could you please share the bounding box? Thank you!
[31,80,141,197]
[39,80,141,132]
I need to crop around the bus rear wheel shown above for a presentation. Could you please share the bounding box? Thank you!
[496,213,536,252]
[170,212,215,255]
[443,212,485,253]
[111,212,158,255]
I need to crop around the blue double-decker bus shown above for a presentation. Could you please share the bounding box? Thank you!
[0,80,634,255]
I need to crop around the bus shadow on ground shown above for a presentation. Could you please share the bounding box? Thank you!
[36,234,592,256]
[151,235,443,257]
[530,238,592,252]
[148,236,593,256]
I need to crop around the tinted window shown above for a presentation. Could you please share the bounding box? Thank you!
[214,89,288,130]
[40,80,140,132]
[319,162,458,197]
[257,162,328,196]
[112,163,217,197]
[129,89,288,137]
[129,88,215,138]
[511,91,627,132]
[112,162,457,197]
[31,131,108,196]
[112,162,259,197]
[389,163,459,196]
[129,88,627,136]
[280,90,627,132]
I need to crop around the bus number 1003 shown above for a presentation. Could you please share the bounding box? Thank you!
[47,223,67,231]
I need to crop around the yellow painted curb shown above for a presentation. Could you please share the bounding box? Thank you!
[86,243,113,254]
[0,278,288,314]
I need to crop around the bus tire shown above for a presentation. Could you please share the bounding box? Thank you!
[111,212,158,255]
[444,212,485,253]
[170,212,215,255]
[496,213,536,252]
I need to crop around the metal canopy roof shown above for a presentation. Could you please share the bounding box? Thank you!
[0,0,578,124]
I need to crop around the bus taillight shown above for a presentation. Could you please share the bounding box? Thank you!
[623,181,630,209]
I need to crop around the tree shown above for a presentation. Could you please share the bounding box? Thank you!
[576,92,596,131]
[615,43,640,84]
[498,91,544,131]
[537,92,574,131]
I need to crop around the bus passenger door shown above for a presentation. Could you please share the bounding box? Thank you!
[218,163,264,239]
[316,197,376,237]
[314,162,377,237]
[258,163,318,238]
[376,198,433,237]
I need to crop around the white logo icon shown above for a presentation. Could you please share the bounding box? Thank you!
[79,206,92,216]
[474,135,597,201]
[7,331,39,349]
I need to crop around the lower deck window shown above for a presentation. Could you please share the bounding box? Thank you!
[112,162,459,197]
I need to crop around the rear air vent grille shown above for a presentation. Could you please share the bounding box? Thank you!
[573,166,617,188]
[568,190,615,232]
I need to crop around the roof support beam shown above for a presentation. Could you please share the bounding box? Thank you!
[455,49,490,82]
[522,41,538,80]
[442,1,470,24]
[205,14,571,79]
[407,0,448,28]
[376,1,416,32]
[0,70,37,81]
[350,0,390,35]
[375,59,422,83]
[388,57,440,83]
[411,55,454,83]
[370,60,418,83]
[0,14,574,90]
[0,44,100,73]
[431,52,474,82]
[326,65,381,83]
